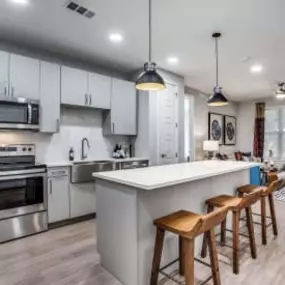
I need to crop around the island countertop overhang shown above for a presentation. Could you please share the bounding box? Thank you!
[93,160,259,191]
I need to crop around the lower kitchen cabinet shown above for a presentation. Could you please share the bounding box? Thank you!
[69,183,96,218]
[47,167,70,223]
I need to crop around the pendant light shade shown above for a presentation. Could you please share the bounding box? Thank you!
[208,33,228,107]
[136,62,165,91]
[275,82,285,99]
[135,0,166,91]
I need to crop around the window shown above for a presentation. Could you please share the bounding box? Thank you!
[264,106,285,159]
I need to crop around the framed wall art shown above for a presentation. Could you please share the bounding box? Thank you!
[208,112,224,145]
[224,115,236,145]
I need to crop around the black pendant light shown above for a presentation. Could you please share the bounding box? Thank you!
[135,0,166,91]
[208,32,228,107]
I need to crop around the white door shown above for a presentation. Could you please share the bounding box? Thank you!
[88,72,111,109]
[9,54,40,100]
[0,51,9,97]
[48,176,70,223]
[159,84,178,165]
[39,61,60,133]
[61,66,88,107]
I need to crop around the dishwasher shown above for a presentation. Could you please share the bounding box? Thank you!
[120,160,149,170]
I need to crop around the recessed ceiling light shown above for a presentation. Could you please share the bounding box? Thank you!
[9,0,29,5]
[250,64,263,73]
[109,33,123,43]
[167,57,179,64]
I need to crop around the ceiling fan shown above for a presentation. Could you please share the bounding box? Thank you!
[274,82,285,99]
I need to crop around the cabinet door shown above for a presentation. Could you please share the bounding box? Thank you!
[39,61,60,133]
[111,78,137,135]
[70,183,96,218]
[0,51,9,97]
[61,66,88,107]
[48,176,70,223]
[9,54,40,100]
[88,72,111,109]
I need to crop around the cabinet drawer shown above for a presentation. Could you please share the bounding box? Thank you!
[47,167,69,177]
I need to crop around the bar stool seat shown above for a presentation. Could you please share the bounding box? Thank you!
[151,207,229,285]
[201,189,263,275]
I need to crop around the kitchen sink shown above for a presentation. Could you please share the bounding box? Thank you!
[70,160,115,183]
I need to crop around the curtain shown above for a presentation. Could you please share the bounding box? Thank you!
[253,102,265,159]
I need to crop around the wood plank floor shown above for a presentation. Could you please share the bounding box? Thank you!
[0,201,285,285]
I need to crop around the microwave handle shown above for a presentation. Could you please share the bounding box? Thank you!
[27,104,32,124]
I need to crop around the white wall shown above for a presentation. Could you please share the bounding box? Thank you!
[0,107,129,163]
[194,94,239,160]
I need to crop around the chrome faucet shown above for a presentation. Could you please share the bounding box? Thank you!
[81,137,90,160]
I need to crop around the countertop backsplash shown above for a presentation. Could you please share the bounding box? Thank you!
[0,106,131,164]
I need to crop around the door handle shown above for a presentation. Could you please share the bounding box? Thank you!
[89,94,92,106]
[49,180,53,195]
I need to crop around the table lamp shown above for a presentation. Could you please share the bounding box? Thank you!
[203,140,219,160]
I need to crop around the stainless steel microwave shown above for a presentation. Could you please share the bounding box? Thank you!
[0,98,39,130]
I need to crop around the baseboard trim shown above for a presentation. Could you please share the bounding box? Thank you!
[48,213,96,230]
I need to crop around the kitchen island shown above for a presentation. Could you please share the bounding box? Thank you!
[93,160,258,285]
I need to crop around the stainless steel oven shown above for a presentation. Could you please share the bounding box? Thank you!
[0,144,47,243]
[0,98,39,130]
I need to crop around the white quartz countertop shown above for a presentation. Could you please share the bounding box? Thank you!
[93,160,259,190]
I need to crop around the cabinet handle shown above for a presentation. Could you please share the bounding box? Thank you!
[85,94,88,105]
[4,83,7,96]
[11,84,14,97]
[56,119,60,132]
[112,123,115,133]
[89,94,92,106]
[49,180,53,195]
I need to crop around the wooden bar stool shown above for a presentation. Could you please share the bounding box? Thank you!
[201,189,262,275]
[150,207,229,285]
[237,174,285,245]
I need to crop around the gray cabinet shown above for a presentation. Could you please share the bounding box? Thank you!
[47,167,70,223]
[9,54,40,100]
[0,51,9,97]
[70,183,96,218]
[88,72,111,109]
[61,66,88,107]
[39,61,60,133]
[103,78,137,135]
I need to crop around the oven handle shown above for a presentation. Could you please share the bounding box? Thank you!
[0,173,46,181]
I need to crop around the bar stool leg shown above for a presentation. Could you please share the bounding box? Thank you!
[220,216,227,246]
[150,228,165,285]
[260,196,267,245]
[208,229,221,285]
[232,210,240,275]
[201,204,214,258]
[184,238,195,285]
[179,236,184,276]
[268,193,278,236]
[246,206,257,259]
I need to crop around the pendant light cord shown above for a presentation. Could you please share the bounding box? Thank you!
[149,0,152,62]
[215,37,219,87]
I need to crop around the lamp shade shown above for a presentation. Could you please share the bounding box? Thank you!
[136,62,166,91]
[208,87,228,107]
[203,140,219,152]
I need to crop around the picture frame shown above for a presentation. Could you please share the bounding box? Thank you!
[208,112,224,145]
[224,115,236,145]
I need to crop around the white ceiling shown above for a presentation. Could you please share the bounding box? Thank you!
[0,0,284,101]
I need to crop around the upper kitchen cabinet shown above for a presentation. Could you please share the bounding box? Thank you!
[39,61,60,133]
[88,72,111,109]
[61,66,88,107]
[9,54,40,100]
[0,51,9,97]
[103,78,137,135]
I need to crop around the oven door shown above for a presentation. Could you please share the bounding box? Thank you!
[0,100,39,130]
[0,172,47,220]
